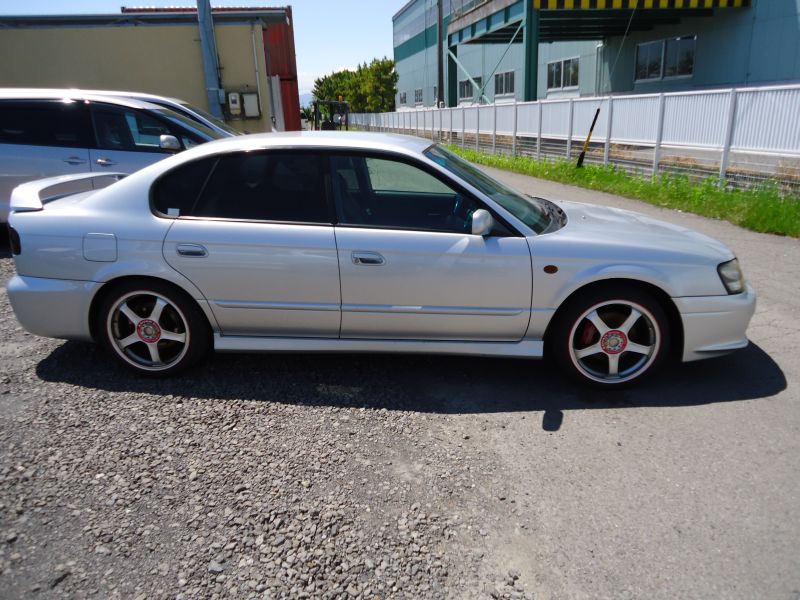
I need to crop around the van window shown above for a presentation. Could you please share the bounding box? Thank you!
[0,100,92,148]
[92,105,193,152]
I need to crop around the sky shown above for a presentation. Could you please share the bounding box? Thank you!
[0,0,399,94]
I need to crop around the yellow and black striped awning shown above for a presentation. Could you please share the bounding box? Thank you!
[533,0,749,8]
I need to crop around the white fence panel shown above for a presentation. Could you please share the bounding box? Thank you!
[478,105,494,134]
[464,106,478,131]
[733,87,800,154]
[432,109,441,133]
[572,98,608,141]
[496,103,516,135]
[662,90,729,148]
[540,101,571,138]
[516,102,540,136]
[610,94,660,145]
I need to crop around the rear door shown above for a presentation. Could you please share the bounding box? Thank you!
[160,151,341,337]
[0,100,92,220]
[89,103,200,174]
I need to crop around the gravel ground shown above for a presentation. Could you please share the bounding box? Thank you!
[1,169,798,599]
[0,256,534,600]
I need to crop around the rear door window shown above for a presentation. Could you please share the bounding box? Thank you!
[187,152,330,224]
[0,100,92,148]
[151,157,219,217]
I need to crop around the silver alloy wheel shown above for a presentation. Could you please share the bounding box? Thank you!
[106,291,191,372]
[568,299,661,384]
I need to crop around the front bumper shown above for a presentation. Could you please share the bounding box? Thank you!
[674,283,757,362]
[7,275,100,342]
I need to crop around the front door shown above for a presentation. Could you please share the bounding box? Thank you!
[330,153,532,341]
[161,151,341,337]
[89,103,198,174]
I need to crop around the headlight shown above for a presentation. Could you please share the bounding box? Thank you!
[717,258,745,294]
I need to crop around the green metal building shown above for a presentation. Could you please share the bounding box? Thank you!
[393,0,797,108]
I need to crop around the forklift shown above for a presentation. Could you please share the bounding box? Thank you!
[312,99,349,131]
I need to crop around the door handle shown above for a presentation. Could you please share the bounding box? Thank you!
[176,244,208,257]
[63,156,87,165]
[95,157,117,167]
[352,251,385,266]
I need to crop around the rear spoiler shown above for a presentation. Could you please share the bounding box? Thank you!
[10,172,126,213]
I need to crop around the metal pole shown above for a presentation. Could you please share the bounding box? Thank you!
[720,88,738,182]
[652,93,666,177]
[197,0,223,119]
[604,96,613,166]
[566,98,574,158]
[437,0,444,108]
[512,99,518,157]
[523,2,539,102]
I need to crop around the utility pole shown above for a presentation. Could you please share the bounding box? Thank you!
[437,0,444,108]
[197,0,224,118]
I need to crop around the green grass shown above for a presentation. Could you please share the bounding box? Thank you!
[448,146,800,238]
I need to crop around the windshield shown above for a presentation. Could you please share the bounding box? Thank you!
[424,145,551,234]
[155,108,224,144]
[179,102,241,136]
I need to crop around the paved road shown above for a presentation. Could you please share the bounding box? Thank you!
[0,169,798,599]
[457,167,800,599]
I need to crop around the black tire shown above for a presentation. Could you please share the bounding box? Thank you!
[96,279,211,376]
[550,284,670,387]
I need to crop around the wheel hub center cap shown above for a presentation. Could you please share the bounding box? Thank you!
[137,319,162,343]
[600,330,627,355]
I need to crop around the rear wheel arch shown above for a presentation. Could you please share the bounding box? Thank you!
[89,276,212,342]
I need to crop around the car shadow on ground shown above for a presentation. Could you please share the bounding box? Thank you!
[36,341,785,430]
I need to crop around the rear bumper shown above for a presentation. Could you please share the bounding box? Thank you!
[674,283,756,362]
[7,275,99,342]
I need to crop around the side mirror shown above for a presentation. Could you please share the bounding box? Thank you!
[471,208,494,236]
[159,134,181,152]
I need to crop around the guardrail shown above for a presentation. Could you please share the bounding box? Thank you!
[350,84,800,191]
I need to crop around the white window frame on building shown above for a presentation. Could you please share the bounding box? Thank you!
[414,88,423,105]
[458,77,482,102]
[546,57,579,90]
[635,35,696,82]
[494,71,515,97]
[399,91,407,105]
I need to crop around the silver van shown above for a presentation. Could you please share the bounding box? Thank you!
[0,90,223,223]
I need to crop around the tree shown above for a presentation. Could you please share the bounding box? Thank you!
[312,58,398,113]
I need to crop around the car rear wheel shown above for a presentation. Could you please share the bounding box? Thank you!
[98,280,211,376]
[551,285,669,387]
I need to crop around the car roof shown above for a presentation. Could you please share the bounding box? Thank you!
[0,88,166,111]
[187,131,433,157]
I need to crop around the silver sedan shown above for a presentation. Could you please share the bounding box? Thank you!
[6,132,755,386]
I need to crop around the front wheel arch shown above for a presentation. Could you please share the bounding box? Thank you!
[544,279,684,367]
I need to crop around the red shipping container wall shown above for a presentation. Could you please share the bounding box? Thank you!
[264,6,300,131]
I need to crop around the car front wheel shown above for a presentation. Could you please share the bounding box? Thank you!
[551,285,670,387]
[98,280,211,376]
